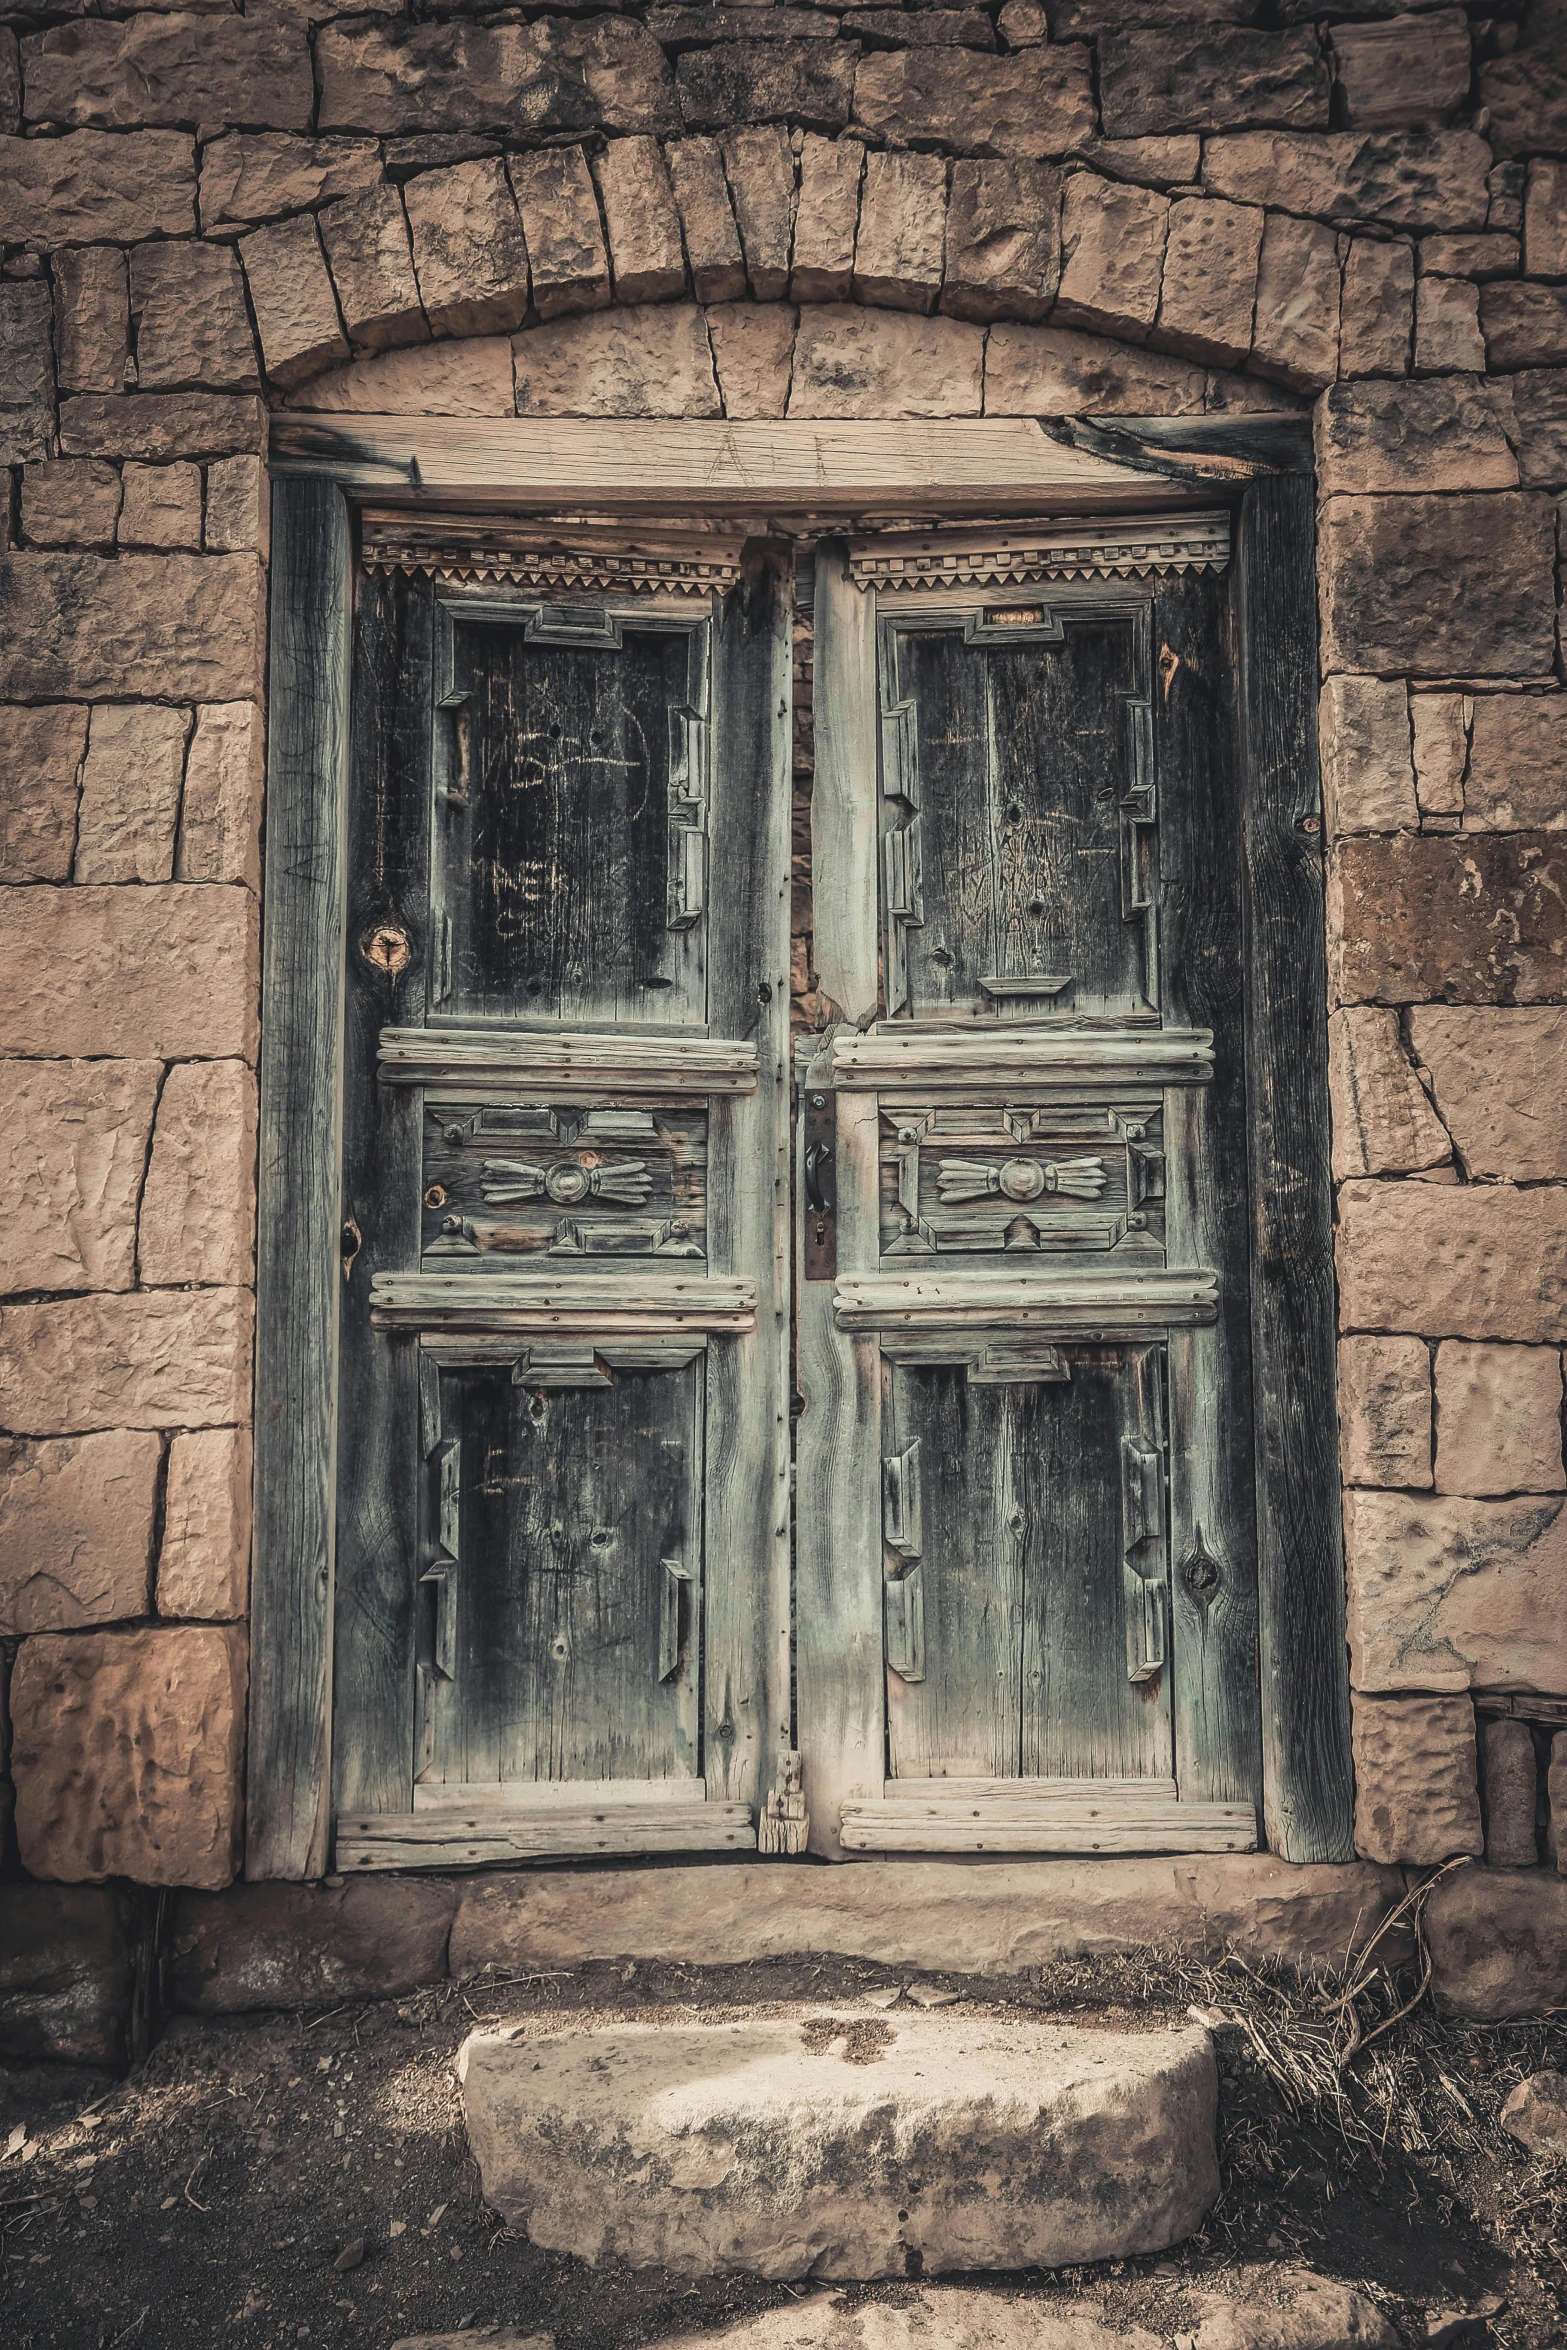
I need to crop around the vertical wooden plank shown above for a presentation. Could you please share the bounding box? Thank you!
[1236,474,1355,1863]
[246,478,351,1881]
[810,540,880,1024]
[703,541,793,1816]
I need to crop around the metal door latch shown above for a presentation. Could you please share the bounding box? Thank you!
[802,1088,836,1282]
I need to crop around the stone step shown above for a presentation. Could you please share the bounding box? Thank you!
[459,2009,1218,2281]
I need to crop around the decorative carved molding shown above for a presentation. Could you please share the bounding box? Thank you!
[423,1100,709,1266]
[848,512,1231,594]
[879,1101,1165,1262]
[379,1025,758,1097]
[370,1269,756,1335]
[817,1024,1214,1095]
[361,508,746,595]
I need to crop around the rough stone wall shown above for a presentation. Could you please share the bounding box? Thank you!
[0,0,1565,1912]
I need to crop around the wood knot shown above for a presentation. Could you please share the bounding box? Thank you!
[360,920,411,978]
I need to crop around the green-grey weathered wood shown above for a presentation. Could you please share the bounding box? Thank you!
[1236,473,1355,1864]
[811,540,880,1025]
[247,476,352,1881]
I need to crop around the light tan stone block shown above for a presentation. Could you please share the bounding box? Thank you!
[791,135,861,306]
[1421,231,1519,278]
[1314,377,1518,497]
[707,304,796,421]
[0,129,196,245]
[1251,211,1340,391]
[0,1430,160,1635]
[22,13,313,142]
[199,131,383,234]
[0,280,51,468]
[74,703,189,885]
[514,305,720,420]
[292,339,515,419]
[1411,693,1467,818]
[722,125,795,304]
[1329,829,1567,1006]
[320,184,426,356]
[941,159,1060,326]
[667,137,747,307]
[1408,1008,1567,1180]
[138,1060,257,1290]
[1331,10,1472,133]
[1339,237,1413,378]
[10,1625,246,1890]
[0,553,264,703]
[58,392,264,463]
[1318,675,1417,836]
[1338,1334,1432,1489]
[853,150,947,316]
[1351,1693,1481,1865]
[203,457,266,560]
[177,703,262,890]
[403,158,530,339]
[1200,130,1491,237]
[0,1288,254,1438]
[54,247,129,396]
[158,1427,251,1622]
[1461,695,1567,832]
[1480,1716,1540,1868]
[128,242,257,395]
[1345,1487,1567,1693]
[985,324,1206,417]
[1054,172,1168,344]
[595,137,686,308]
[1414,275,1485,374]
[853,45,1095,162]
[1337,1179,1567,1343]
[239,216,350,391]
[0,885,258,1061]
[1435,1341,1565,1497]
[1328,1008,1450,1179]
[0,705,87,883]
[1154,197,1262,369]
[1524,159,1567,280]
[117,461,202,554]
[0,1058,160,1296]
[1319,492,1557,679]
[510,147,609,321]
[789,307,983,420]
[21,460,121,550]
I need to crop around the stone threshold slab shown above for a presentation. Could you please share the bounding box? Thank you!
[459,2011,1219,2279]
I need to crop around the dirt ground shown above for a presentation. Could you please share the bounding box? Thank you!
[2,1945,1565,2350]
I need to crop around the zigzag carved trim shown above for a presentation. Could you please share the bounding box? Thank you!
[849,511,1231,592]
[359,509,745,595]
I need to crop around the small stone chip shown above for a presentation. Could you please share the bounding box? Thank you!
[332,2236,367,2273]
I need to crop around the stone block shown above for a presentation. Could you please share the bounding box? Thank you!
[1154,198,1262,368]
[58,393,265,461]
[0,283,55,466]
[1481,283,1567,373]
[1553,1732,1567,1872]
[0,1885,132,2066]
[0,130,196,245]
[1524,160,1567,280]
[0,1287,253,1441]
[941,160,1059,325]
[1410,693,1467,818]
[790,307,983,419]
[157,1426,251,1622]
[1330,831,1567,1007]
[853,47,1095,161]
[1344,1487,1567,1693]
[1336,1179,1567,1344]
[21,459,122,549]
[139,1059,257,1289]
[1420,231,1519,279]
[594,138,686,307]
[1319,492,1558,679]
[1462,695,1567,832]
[1100,25,1328,139]
[677,42,856,133]
[240,216,350,390]
[0,1430,160,1635]
[1414,275,1485,375]
[203,456,266,560]
[0,884,258,1062]
[0,1058,161,1296]
[1501,2071,1567,2155]
[1434,1341,1564,1498]
[1318,674,1416,836]
[0,551,263,703]
[515,305,720,420]
[1337,1334,1433,1488]
[707,303,796,420]
[1339,237,1413,378]
[1251,211,1339,391]
[1478,51,1567,164]
[0,705,87,882]
[1410,1007,1567,1181]
[0,26,15,136]
[1054,173,1168,344]
[1351,1693,1481,1865]
[1426,1865,1567,2016]
[852,8,996,48]
[54,248,129,396]
[1328,1007,1450,1178]
[722,125,796,303]
[177,701,262,888]
[1331,10,1472,132]
[1078,136,1203,190]
[792,136,862,307]
[22,14,311,141]
[1201,131,1491,236]
[985,324,1207,416]
[10,1625,246,1890]
[117,461,203,554]
[1511,370,1567,491]
[1480,1716,1541,1868]
[316,17,678,140]
[128,241,257,395]
[320,186,427,356]
[75,702,189,883]
[199,131,383,233]
[1315,377,1517,497]
[169,1877,456,2013]
[292,340,515,418]
[510,147,609,320]
[853,150,946,315]
[667,138,747,306]
[461,2014,1218,2276]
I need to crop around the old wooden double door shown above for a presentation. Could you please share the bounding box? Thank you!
[332,508,1263,1871]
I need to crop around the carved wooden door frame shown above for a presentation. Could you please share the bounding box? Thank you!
[248,416,1352,1880]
